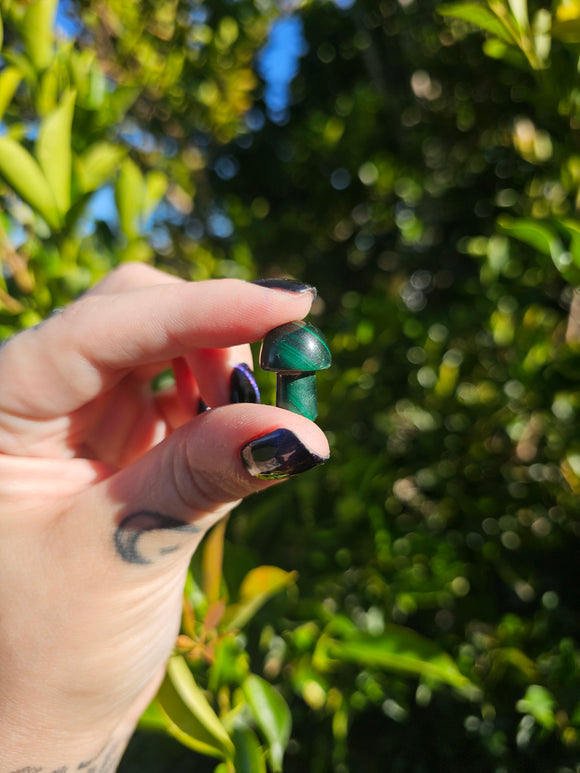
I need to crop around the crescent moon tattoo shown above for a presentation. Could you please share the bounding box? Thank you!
[114,511,201,565]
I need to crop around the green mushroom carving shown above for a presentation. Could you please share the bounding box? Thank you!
[259,320,331,420]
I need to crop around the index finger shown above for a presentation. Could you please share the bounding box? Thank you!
[0,276,316,419]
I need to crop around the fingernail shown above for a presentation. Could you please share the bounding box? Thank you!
[251,278,318,301]
[197,397,210,414]
[241,428,328,479]
[230,363,261,404]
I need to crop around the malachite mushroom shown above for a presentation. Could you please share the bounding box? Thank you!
[259,320,331,420]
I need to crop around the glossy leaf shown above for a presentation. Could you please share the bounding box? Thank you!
[498,217,556,255]
[202,516,228,604]
[36,89,76,215]
[143,170,169,221]
[243,674,292,772]
[223,566,298,630]
[115,157,144,241]
[156,655,235,760]
[0,67,22,122]
[137,697,167,733]
[314,626,478,696]
[438,3,516,43]
[0,136,60,229]
[507,0,529,30]
[21,0,58,71]
[232,727,267,773]
[75,142,127,195]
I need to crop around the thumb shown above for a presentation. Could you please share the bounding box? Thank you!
[75,404,329,572]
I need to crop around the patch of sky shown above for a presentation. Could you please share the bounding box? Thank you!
[257,15,307,124]
[119,121,156,153]
[214,155,239,181]
[56,0,84,39]
[207,209,234,239]
[84,186,118,232]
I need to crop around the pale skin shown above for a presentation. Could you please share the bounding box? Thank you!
[0,264,329,772]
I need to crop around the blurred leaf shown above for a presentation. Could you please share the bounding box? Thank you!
[438,3,517,42]
[0,67,21,122]
[507,0,529,31]
[138,697,168,733]
[202,517,228,605]
[243,674,292,772]
[115,157,144,241]
[232,727,267,773]
[498,217,556,255]
[36,89,75,215]
[314,626,478,696]
[552,1,580,42]
[21,0,58,71]
[143,169,169,221]
[516,685,557,730]
[157,655,235,760]
[223,566,298,630]
[0,136,60,229]
[75,142,128,195]
[0,9,3,52]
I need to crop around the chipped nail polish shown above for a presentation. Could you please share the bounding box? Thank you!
[251,278,318,300]
[230,363,260,404]
[241,428,328,480]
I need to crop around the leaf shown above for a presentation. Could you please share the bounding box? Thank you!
[0,67,22,122]
[0,9,3,52]
[143,169,169,221]
[497,217,557,255]
[507,0,529,30]
[115,157,144,241]
[243,674,292,772]
[21,0,58,71]
[202,516,228,604]
[0,136,60,229]
[232,727,267,773]
[156,655,235,760]
[552,1,580,42]
[75,142,127,195]
[314,626,478,696]
[516,685,557,729]
[138,698,167,733]
[438,3,517,43]
[36,89,76,215]
[223,566,298,630]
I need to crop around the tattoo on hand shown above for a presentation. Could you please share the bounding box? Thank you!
[7,738,121,773]
[114,510,200,565]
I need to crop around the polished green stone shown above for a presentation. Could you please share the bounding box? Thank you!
[260,321,331,373]
[277,372,318,420]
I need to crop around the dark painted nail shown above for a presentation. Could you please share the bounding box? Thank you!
[241,428,328,480]
[197,397,210,414]
[230,363,261,404]
[251,278,318,300]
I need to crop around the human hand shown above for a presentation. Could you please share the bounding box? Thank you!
[0,264,328,772]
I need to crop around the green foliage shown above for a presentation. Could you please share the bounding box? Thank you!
[1,0,580,770]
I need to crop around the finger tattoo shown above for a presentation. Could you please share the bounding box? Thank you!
[114,510,201,565]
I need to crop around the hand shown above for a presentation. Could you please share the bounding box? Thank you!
[0,264,329,772]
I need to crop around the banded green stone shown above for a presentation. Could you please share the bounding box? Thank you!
[260,321,331,420]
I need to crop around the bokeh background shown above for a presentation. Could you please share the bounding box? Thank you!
[1,0,580,770]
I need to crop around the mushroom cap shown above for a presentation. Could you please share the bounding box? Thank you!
[260,321,331,373]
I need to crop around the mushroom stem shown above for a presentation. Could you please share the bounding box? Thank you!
[277,372,318,420]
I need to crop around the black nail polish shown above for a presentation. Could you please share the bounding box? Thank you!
[241,428,328,479]
[251,278,318,300]
[230,363,261,404]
